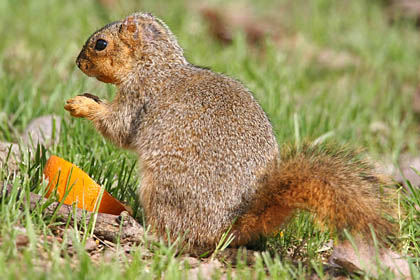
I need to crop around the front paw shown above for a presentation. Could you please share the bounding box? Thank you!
[64,95,102,118]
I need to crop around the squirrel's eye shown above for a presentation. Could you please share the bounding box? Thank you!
[94,39,107,51]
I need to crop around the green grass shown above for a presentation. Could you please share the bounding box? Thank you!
[0,0,419,278]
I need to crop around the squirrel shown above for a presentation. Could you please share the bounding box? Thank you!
[65,12,397,254]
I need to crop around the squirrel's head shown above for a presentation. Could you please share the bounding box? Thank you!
[76,13,187,85]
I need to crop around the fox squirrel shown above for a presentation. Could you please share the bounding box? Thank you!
[65,12,397,254]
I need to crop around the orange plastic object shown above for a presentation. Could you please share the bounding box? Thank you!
[43,155,127,215]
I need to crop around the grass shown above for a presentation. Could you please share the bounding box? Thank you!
[0,0,419,278]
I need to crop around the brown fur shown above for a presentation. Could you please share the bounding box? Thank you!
[232,144,397,247]
[65,12,398,255]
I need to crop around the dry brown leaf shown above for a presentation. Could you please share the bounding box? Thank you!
[329,238,411,279]
[15,234,30,248]
[199,5,283,46]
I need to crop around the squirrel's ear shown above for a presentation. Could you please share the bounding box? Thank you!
[119,16,141,44]
[142,22,162,41]
[119,16,162,45]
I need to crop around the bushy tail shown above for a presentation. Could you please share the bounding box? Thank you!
[233,143,398,246]
[275,143,397,240]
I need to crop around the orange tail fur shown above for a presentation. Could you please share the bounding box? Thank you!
[233,143,398,246]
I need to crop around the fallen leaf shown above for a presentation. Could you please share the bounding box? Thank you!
[15,234,30,248]
[199,5,283,46]
[329,238,411,279]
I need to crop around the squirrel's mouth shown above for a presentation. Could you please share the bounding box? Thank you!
[76,59,93,77]
[76,56,114,83]
[76,58,84,70]
[76,55,95,78]
[76,50,90,72]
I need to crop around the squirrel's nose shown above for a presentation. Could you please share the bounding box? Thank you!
[76,50,88,69]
